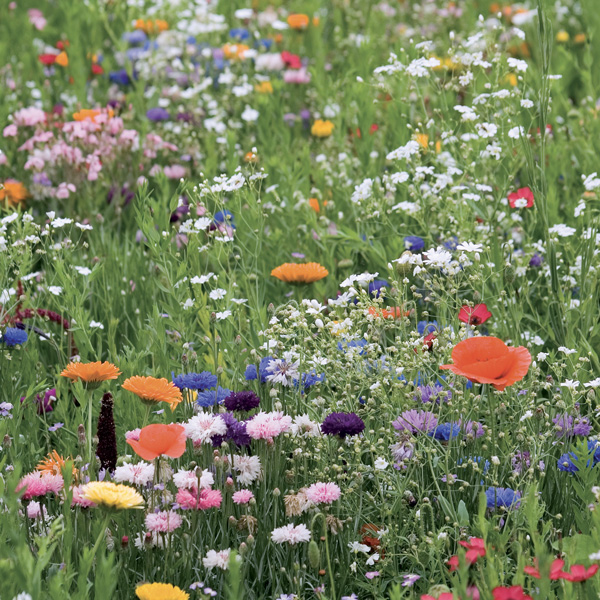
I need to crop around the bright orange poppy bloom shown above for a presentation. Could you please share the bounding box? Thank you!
[61,361,121,387]
[122,376,183,410]
[287,14,310,29]
[0,180,28,206]
[271,262,328,284]
[440,336,531,391]
[127,423,186,461]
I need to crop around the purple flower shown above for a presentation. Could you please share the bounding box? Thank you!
[392,410,438,435]
[48,422,64,432]
[36,388,56,414]
[321,412,365,438]
[461,419,485,439]
[224,391,260,412]
[0,402,13,418]
[529,253,543,267]
[146,107,170,121]
[212,413,251,447]
[402,573,421,587]
[553,413,592,438]
[415,383,451,404]
[390,440,414,465]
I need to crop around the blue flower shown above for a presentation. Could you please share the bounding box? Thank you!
[3,327,28,347]
[557,440,600,472]
[109,69,135,85]
[368,279,389,298]
[244,364,257,381]
[429,422,461,441]
[443,236,459,251]
[229,28,250,40]
[196,386,232,408]
[337,338,367,355]
[296,371,325,391]
[123,30,147,45]
[417,321,438,336]
[485,487,521,510]
[172,371,217,391]
[403,236,425,251]
[214,210,235,227]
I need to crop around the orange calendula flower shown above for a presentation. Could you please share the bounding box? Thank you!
[440,336,531,391]
[0,180,28,206]
[61,361,121,389]
[127,423,186,461]
[271,262,328,284]
[308,198,322,213]
[287,14,310,30]
[311,119,334,138]
[122,376,183,410]
[134,19,169,34]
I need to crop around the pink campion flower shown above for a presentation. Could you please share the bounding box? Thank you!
[56,182,76,199]
[28,9,47,30]
[145,510,183,532]
[508,187,534,209]
[283,68,311,84]
[17,472,64,500]
[305,482,341,505]
[232,489,254,505]
[13,107,46,127]
[71,484,96,508]
[271,523,311,545]
[164,165,187,179]
[3,124,18,138]
[176,487,223,510]
[245,411,292,443]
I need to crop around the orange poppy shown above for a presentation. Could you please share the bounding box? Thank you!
[122,376,183,410]
[127,423,186,461]
[0,180,28,206]
[61,361,121,388]
[271,262,328,284]
[368,306,410,319]
[287,14,310,30]
[440,336,531,391]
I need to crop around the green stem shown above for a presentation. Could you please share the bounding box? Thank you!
[87,390,94,470]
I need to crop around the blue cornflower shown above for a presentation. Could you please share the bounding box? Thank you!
[229,28,250,40]
[3,327,28,347]
[196,386,232,408]
[214,210,235,225]
[429,422,461,441]
[109,69,135,85]
[296,371,325,391]
[403,236,425,251]
[172,371,217,391]
[557,440,600,472]
[244,364,257,381]
[123,30,147,45]
[443,236,459,251]
[337,338,367,355]
[417,321,438,336]
[368,279,389,298]
[244,357,274,383]
[485,487,521,510]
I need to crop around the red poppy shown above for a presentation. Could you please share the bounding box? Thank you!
[492,586,532,600]
[458,304,492,326]
[126,423,186,461]
[281,51,302,69]
[559,564,599,582]
[524,558,565,580]
[440,336,531,391]
[422,332,437,351]
[39,54,58,65]
[508,187,534,209]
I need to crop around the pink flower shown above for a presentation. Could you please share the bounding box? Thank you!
[145,510,183,532]
[13,107,46,127]
[27,501,46,519]
[232,489,254,505]
[164,164,187,179]
[125,428,141,441]
[3,124,18,138]
[28,9,47,30]
[305,482,341,505]
[176,487,223,510]
[366,571,380,579]
[17,472,64,500]
[71,484,96,508]
[246,411,292,443]
[271,523,311,545]
[283,68,312,84]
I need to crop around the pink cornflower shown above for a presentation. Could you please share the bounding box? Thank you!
[176,487,222,510]
[27,501,47,519]
[232,489,254,505]
[173,468,214,490]
[305,482,341,505]
[71,484,96,508]
[113,462,155,486]
[145,510,183,533]
[271,523,312,545]
[245,411,292,443]
[17,472,64,500]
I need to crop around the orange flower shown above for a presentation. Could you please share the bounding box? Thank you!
[122,376,183,410]
[61,361,121,388]
[440,336,531,391]
[0,180,28,206]
[55,51,69,67]
[308,198,321,213]
[127,423,186,461]
[368,306,410,319]
[271,262,328,284]
[222,43,250,60]
[37,450,77,479]
[287,13,310,30]
[72,108,114,123]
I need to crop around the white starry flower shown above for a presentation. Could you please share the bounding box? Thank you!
[74,266,92,276]
[209,288,227,300]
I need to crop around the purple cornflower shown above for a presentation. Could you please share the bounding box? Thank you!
[461,419,485,440]
[321,412,365,438]
[529,253,543,267]
[0,402,13,418]
[224,391,260,412]
[415,383,451,404]
[36,388,56,414]
[553,414,592,438]
[390,440,414,467]
[212,412,251,447]
[146,107,170,121]
[392,410,438,435]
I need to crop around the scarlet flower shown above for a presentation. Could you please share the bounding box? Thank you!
[523,558,565,580]
[440,337,531,391]
[281,51,302,69]
[559,564,599,582]
[458,304,492,326]
[492,586,532,600]
[508,187,534,209]
[91,64,104,75]
[39,53,58,65]
[447,555,460,571]
[126,423,186,461]
[459,538,486,563]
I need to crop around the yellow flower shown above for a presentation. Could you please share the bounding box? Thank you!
[82,481,144,511]
[255,81,273,94]
[136,583,189,600]
[504,73,518,87]
[555,30,569,43]
[415,133,429,149]
[311,119,334,138]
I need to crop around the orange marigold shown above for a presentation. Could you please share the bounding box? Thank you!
[122,376,183,410]
[0,180,28,206]
[271,262,328,284]
[61,361,121,389]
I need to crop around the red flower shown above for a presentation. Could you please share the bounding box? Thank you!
[459,537,486,563]
[447,555,460,571]
[524,558,565,580]
[39,54,58,65]
[281,51,302,69]
[508,187,534,209]
[91,64,104,75]
[440,336,531,391]
[458,304,492,326]
[559,564,599,582]
[492,586,532,600]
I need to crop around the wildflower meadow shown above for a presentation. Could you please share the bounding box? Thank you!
[2,0,600,598]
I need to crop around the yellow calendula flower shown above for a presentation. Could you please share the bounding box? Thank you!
[311,119,334,138]
[136,583,189,600]
[82,481,144,511]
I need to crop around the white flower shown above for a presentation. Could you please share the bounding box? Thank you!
[173,468,214,490]
[456,242,483,253]
[74,266,92,276]
[184,413,227,445]
[48,286,62,296]
[182,299,194,310]
[203,549,233,570]
[51,218,73,228]
[215,310,232,320]
[348,541,371,553]
[476,122,497,138]
[241,105,259,122]
[366,553,380,566]
[558,346,577,355]
[271,523,311,545]
[584,378,600,389]
[549,224,576,237]
[233,454,262,485]
[209,288,227,300]
[113,462,155,486]
[536,352,548,361]
[386,140,420,161]
[89,321,104,329]
[374,458,389,470]
[561,379,580,390]
[508,126,525,139]
[423,247,452,268]
[520,99,534,108]
[583,173,600,191]
[589,550,600,561]
[265,352,300,386]
[507,57,528,72]
[291,414,321,437]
